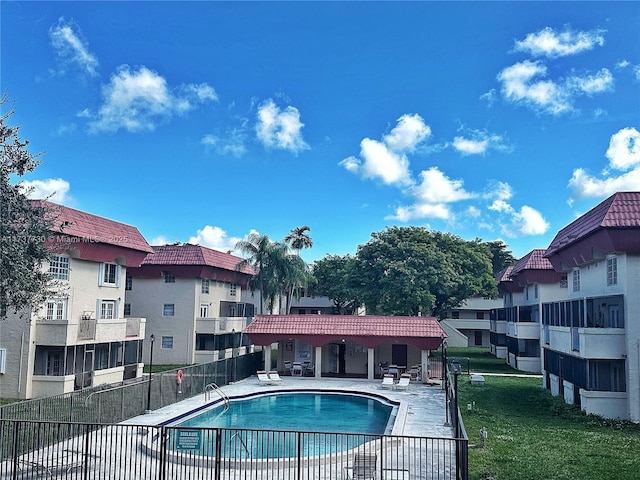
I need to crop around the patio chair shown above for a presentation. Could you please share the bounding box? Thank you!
[268,371,284,384]
[257,370,275,385]
[380,374,395,389]
[395,374,411,391]
[344,452,377,479]
[292,362,303,376]
[284,361,292,375]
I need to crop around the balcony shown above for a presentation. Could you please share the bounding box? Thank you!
[196,316,250,334]
[506,322,540,339]
[35,317,146,345]
[546,326,626,359]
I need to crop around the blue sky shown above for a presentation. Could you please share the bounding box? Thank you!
[3,1,639,264]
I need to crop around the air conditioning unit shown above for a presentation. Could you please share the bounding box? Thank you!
[81,311,93,321]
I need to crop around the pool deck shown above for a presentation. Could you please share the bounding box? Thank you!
[124,376,454,439]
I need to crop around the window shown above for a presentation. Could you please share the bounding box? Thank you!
[525,286,529,300]
[451,311,460,319]
[46,352,63,376]
[163,271,175,283]
[534,284,539,299]
[124,303,131,316]
[125,273,132,291]
[99,300,116,319]
[0,348,6,374]
[476,312,485,320]
[572,269,580,292]
[161,336,174,349]
[200,303,209,318]
[201,279,210,294]
[606,256,618,286]
[46,298,66,320]
[560,275,568,288]
[102,263,118,285]
[49,255,70,280]
[229,284,237,296]
[163,304,175,316]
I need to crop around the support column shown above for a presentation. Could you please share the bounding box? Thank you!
[368,348,375,380]
[421,349,429,384]
[315,346,322,378]
[264,344,272,372]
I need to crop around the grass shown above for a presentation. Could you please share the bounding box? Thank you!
[456,348,640,480]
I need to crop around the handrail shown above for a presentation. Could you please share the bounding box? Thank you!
[84,379,146,407]
[204,383,230,412]
[229,431,251,456]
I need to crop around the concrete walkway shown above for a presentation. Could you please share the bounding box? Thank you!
[124,375,454,439]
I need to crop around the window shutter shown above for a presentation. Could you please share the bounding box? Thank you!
[116,265,122,288]
[115,299,121,319]
[96,299,102,319]
[98,264,104,286]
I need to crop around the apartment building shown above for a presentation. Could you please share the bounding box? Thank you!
[0,202,153,399]
[490,192,640,421]
[441,295,503,348]
[125,244,257,365]
[492,250,565,373]
[542,192,640,421]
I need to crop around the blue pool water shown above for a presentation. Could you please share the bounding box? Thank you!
[168,392,396,458]
[178,392,394,434]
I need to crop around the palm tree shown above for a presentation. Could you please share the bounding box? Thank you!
[235,233,273,314]
[284,226,313,256]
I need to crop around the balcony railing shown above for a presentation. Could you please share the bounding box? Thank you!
[77,319,96,340]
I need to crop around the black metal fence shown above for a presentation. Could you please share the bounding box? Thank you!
[0,420,465,479]
[0,352,264,424]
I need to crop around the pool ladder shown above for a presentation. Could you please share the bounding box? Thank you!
[204,383,230,413]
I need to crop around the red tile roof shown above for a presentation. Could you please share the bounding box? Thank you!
[546,192,640,256]
[31,200,153,266]
[510,249,553,275]
[142,244,255,275]
[244,314,447,350]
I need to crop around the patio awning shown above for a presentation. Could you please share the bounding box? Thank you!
[243,314,447,350]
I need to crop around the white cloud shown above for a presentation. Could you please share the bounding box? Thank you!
[255,99,309,153]
[452,129,509,156]
[497,61,614,116]
[150,235,173,246]
[569,127,640,201]
[49,18,99,77]
[511,206,549,235]
[201,127,248,158]
[606,127,640,170]
[497,60,572,115]
[340,114,431,186]
[514,27,605,59]
[20,178,71,204]
[88,65,217,133]
[387,167,475,221]
[568,68,614,95]
[188,225,244,253]
[382,114,431,152]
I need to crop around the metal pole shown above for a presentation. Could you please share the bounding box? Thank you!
[146,334,155,413]
[453,371,459,437]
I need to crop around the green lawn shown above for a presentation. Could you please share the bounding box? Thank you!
[456,349,640,480]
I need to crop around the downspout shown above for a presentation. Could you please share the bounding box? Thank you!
[18,331,24,394]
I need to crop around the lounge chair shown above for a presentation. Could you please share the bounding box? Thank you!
[268,371,284,383]
[380,374,395,389]
[284,361,292,375]
[344,452,377,479]
[395,374,411,391]
[257,370,275,385]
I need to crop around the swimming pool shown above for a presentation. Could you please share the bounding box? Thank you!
[163,391,398,459]
[177,392,395,434]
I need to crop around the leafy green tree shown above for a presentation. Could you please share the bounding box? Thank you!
[354,226,496,318]
[310,254,362,314]
[0,96,55,320]
[483,240,516,277]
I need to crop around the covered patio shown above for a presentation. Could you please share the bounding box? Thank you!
[243,315,447,382]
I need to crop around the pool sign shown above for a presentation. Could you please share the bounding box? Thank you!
[176,429,202,450]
